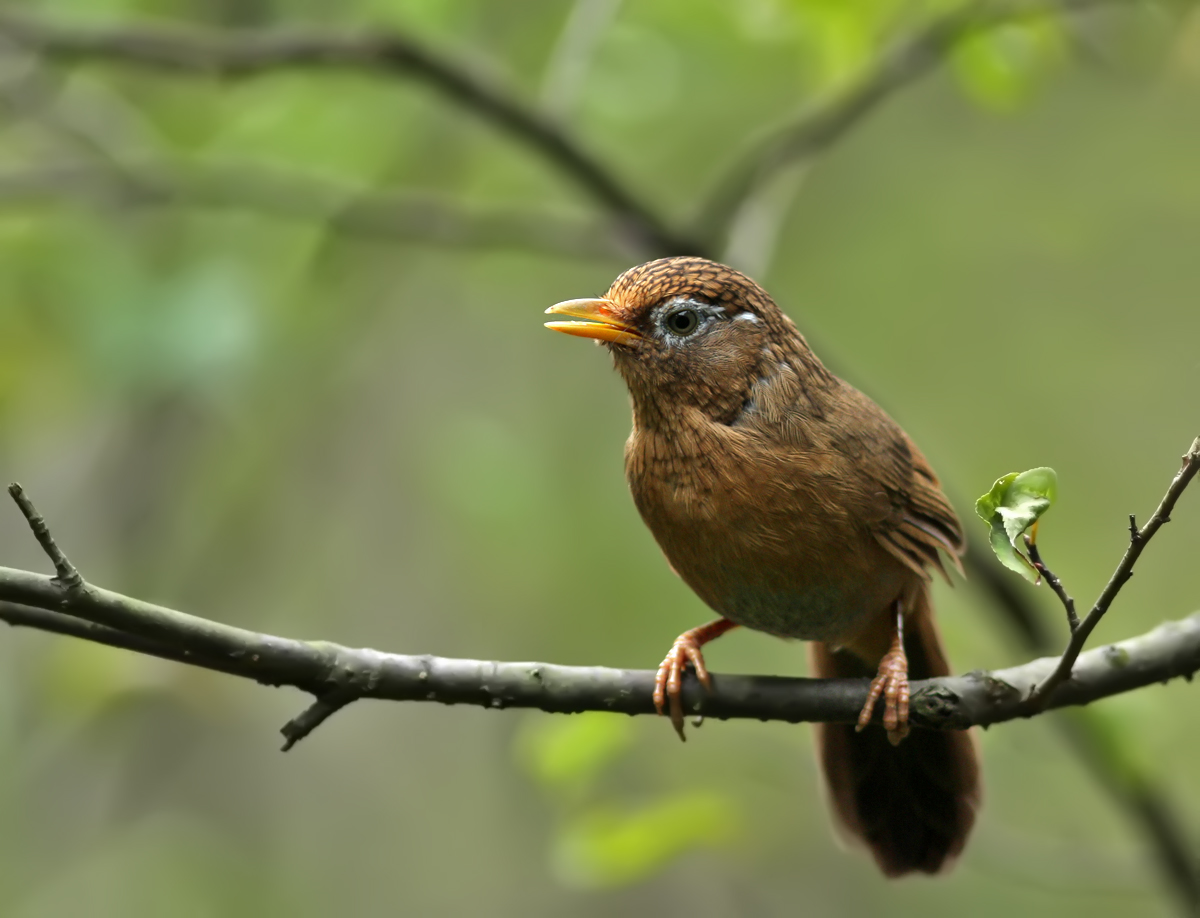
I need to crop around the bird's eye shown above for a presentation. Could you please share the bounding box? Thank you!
[664,308,700,336]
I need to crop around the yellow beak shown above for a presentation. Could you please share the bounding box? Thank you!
[544,298,642,347]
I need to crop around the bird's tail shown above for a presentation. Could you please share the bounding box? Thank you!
[809,586,980,877]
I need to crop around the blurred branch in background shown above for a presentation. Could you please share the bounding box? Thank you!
[0,0,1142,258]
[0,7,695,255]
[0,161,631,258]
[0,32,133,177]
[538,0,623,119]
[696,0,1134,244]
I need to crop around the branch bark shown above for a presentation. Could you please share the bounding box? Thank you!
[2,428,1198,752]
[1,579,1196,750]
[1023,437,1200,708]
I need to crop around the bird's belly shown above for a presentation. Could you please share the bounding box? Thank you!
[650,511,906,644]
[690,554,895,642]
[718,581,868,641]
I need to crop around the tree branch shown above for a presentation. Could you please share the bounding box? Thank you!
[2,455,1198,751]
[0,3,1194,901]
[0,4,1136,259]
[0,2,1172,718]
[0,10,699,256]
[1,585,1197,750]
[0,161,630,259]
[696,0,1131,245]
[1024,436,1200,708]
[1026,535,1079,633]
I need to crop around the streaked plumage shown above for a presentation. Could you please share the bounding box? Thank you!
[546,256,980,876]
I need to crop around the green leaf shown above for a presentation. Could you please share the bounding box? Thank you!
[974,467,1058,581]
[951,18,1062,111]
[793,0,896,87]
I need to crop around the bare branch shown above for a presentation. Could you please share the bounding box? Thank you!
[1,472,1198,749]
[1025,436,1200,708]
[7,482,82,589]
[697,0,1133,244]
[0,161,631,259]
[1,576,1197,749]
[0,4,1194,899]
[0,600,257,677]
[0,10,699,255]
[963,485,1200,911]
[1026,535,1079,632]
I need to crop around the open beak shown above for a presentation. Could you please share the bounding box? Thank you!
[544,298,642,347]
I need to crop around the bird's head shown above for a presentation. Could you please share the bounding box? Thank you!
[545,257,801,426]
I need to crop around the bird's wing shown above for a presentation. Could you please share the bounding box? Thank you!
[828,384,966,583]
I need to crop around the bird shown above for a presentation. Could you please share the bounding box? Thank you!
[543,256,980,877]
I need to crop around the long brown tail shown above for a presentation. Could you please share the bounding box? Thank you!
[810,588,980,877]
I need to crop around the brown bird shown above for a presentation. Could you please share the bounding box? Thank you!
[544,256,979,876]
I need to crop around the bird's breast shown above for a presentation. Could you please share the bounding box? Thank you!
[626,423,909,643]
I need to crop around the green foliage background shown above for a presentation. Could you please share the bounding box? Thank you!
[0,1,1198,915]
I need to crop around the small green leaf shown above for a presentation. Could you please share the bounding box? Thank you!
[975,467,1058,582]
[951,18,1062,110]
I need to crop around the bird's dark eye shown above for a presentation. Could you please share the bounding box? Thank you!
[664,308,700,336]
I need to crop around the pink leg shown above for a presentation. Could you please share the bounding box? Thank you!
[654,618,738,741]
[855,602,911,746]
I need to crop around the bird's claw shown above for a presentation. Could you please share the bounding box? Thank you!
[654,633,713,741]
[856,643,910,746]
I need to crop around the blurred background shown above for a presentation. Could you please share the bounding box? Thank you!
[0,1,1198,916]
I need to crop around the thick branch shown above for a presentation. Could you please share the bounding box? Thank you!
[0,10,697,255]
[1,568,1197,748]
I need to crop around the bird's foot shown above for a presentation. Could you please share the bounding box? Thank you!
[653,618,737,741]
[856,633,910,746]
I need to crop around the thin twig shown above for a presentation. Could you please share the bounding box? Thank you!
[1025,536,1079,632]
[7,483,82,590]
[280,686,364,751]
[0,10,697,255]
[965,496,1200,915]
[1024,436,1200,709]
